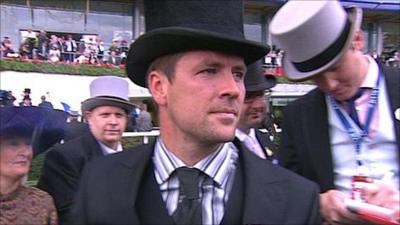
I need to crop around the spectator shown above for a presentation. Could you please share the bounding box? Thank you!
[24,29,37,59]
[37,76,135,224]
[119,39,129,64]
[95,36,105,63]
[1,37,18,58]
[38,95,54,109]
[6,90,16,106]
[270,1,399,224]
[235,60,277,162]
[19,95,32,107]
[106,50,121,66]
[37,30,49,60]
[48,43,61,63]
[136,100,152,131]
[108,38,120,57]
[0,106,68,225]
[62,35,77,63]
[0,90,7,106]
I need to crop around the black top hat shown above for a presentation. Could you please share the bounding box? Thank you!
[0,106,68,157]
[126,0,270,87]
[244,60,277,92]
[24,88,31,94]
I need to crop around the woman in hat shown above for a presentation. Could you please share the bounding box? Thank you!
[0,106,68,225]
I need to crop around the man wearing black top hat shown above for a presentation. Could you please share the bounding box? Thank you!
[70,1,320,224]
[236,60,278,163]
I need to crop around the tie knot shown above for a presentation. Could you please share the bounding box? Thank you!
[175,167,201,200]
[348,88,365,103]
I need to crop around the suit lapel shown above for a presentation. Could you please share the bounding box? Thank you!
[302,90,335,191]
[235,140,286,224]
[255,130,275,158]
[81,132,104,158]
[114,142,156,219]
[383,67,400,164]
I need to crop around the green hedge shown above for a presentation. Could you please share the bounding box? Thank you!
[0,59,313,84]
[0,59,126,77]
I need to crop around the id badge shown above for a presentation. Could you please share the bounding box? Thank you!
[351,175,373,201]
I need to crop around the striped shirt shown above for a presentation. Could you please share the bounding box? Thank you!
[152,138,239,225]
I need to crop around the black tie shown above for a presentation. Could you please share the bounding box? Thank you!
[173,167,202,225]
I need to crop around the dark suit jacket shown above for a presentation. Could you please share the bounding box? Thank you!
[37,132,105,224]
[70,140,321,225]
[279,66,400,192]
[255,129,277,160]
[63,120,90,142]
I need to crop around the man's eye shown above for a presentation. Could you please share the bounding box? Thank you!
[233,72,244,80]
[198,68,217,75]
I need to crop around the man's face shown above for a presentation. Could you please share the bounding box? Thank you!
[313,49,365,101]
[86,106,128,146]
[156,50,246,144]
[237,90,266,131]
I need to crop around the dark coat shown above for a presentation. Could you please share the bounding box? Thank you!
[63,120,90,142]
[37,132,105,224]
[255,129,277,161]
[70,140,321,225]
[279,66,400,192]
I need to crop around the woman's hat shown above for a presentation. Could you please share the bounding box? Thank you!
[126,0,270,87]
[244,60,277,92]
[269,0,362,81]
[81,76,135,113]
[0,106,68,156]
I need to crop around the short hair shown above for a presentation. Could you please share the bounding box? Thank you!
[146,52,185,85]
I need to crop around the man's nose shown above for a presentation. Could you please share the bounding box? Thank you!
[219,72,243,99]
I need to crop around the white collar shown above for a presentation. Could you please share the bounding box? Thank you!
[361,55,379,89]
[98,141,123,155]
[235,128,257,141]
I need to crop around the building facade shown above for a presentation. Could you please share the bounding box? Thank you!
[1,0,399,57]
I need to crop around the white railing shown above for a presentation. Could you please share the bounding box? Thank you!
[123,130,160,144]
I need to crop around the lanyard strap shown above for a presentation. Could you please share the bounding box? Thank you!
[328,70,381,166]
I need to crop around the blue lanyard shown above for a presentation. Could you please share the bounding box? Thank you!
[328,70,381,166]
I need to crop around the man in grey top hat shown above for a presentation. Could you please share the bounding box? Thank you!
[270,0,400,224]
[70,1,320,224]
[37,76,135,224]
[235,60,278,163]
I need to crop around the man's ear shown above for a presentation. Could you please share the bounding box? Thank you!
[352,30,365,52]
[84,111,92,122]
[147,71,168,106]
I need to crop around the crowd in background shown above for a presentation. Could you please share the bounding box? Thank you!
[0,29,130,68]
[2,29,399,70]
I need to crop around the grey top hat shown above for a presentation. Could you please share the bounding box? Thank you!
[81,76,135,113]
[270,0,362,81]
[126,0,270,87]
[245,60,277,92]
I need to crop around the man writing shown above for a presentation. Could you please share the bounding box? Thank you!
[270,0,400,224]
[37,76,134,224]
[70,1,320,224]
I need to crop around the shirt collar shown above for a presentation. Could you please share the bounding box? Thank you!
[235,128,256,141]
[361,55,379,89]
[153,137,238,187]
[98,141,123,155]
